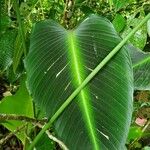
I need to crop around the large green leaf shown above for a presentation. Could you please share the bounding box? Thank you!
[25,15,133,149]
[129,44,150,90]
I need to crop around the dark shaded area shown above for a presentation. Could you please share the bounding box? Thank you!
[0,125,23,150]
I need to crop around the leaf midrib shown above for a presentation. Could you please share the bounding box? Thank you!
[68,31,99,150]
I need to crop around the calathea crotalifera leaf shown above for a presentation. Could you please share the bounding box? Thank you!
[128,44,150,90]
[25,15,133,150]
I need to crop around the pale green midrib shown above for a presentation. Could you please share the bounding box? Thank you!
[133,56,150,68]
[68,31,99,150]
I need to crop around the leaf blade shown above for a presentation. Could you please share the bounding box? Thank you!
[25,15,133,149]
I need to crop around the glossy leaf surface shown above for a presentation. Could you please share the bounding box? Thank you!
[25,15,133,150]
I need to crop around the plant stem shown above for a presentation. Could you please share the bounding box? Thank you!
[0,114,47,124]
[28,13,150,150]
[36,123,68,150]
[13,0,27,56]
[0,123,27,145]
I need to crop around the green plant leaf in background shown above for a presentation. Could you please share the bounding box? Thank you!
[0,78,33,144]
[0,0,12,35]
[112,0,130,10]
[0,16,12,35]
[127,126,142,144]
[80,5,94,16]
[0,29,17,72]
[122,11,147,50]
[13,0,27,73]
[113,13,126,32]
[25,15,133,149]
[128,44,150,90]
[13,31,26,73]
